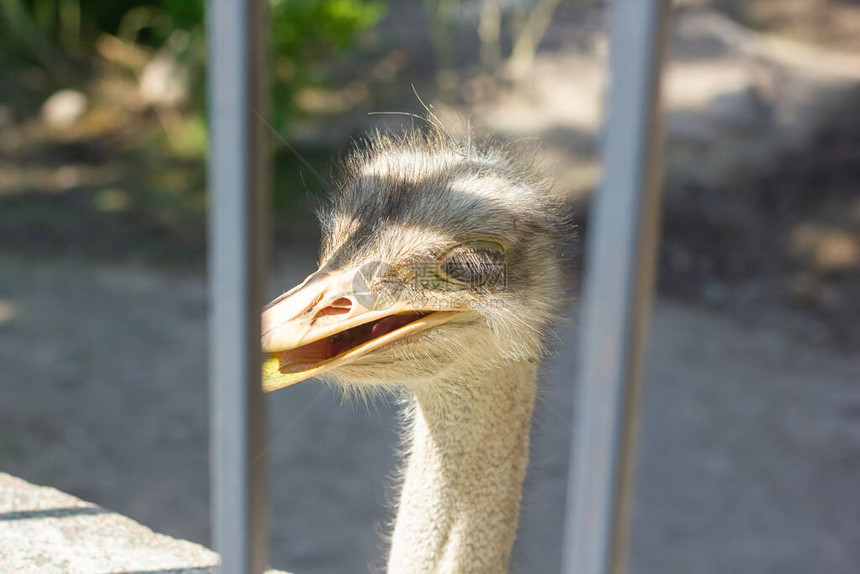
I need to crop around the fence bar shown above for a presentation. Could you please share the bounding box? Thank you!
[561,1,670,574]
[207,0,270,572]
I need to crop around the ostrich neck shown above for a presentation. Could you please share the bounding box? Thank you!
[387,360,538,574]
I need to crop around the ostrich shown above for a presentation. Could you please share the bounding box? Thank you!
[261,127,567,573]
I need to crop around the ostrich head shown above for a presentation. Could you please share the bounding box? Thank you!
[261,129,567,394]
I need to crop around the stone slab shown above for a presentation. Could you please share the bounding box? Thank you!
[0,473,288,574]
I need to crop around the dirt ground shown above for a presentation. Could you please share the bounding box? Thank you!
[2,2,860,573]
[1,252,859,574]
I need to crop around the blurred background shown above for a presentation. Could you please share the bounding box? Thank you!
[1,0,859,572]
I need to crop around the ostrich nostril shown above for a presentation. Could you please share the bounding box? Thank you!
[315,297,353,318]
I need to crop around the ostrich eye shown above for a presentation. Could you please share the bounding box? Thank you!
[439,242,506,289]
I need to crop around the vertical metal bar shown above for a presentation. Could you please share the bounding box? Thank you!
[561,1,670,574]
[207,0,270,572]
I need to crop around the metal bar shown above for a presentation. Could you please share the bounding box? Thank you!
[560,1,671,574]
[207,0,270,571]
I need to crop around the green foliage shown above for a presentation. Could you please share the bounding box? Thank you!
[0,0,384,260]
[8,0,385,49]
[2,0,386,120]
[272,0,384,54]
[274,0,384,124]
[159,0,202,29]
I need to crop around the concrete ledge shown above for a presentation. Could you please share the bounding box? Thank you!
[0,473,289,574]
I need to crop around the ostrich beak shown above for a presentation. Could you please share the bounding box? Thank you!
[260,269,463,392]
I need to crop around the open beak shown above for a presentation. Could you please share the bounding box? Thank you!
[261,269,464,392]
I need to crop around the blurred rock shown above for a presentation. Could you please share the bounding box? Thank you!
[40,89,88,128]
[139,31,191,108]
[792,225,860,274]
